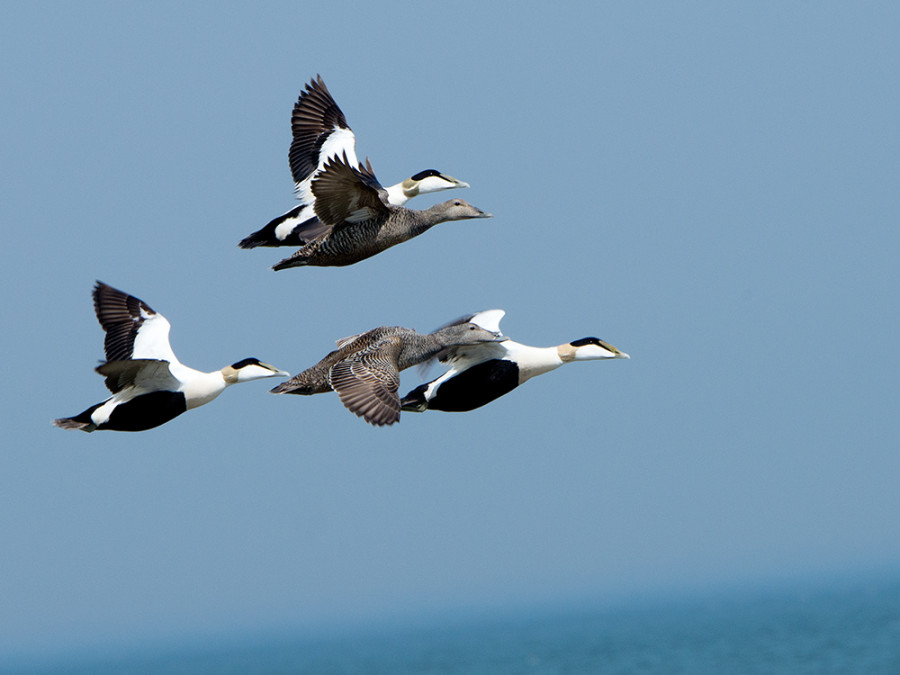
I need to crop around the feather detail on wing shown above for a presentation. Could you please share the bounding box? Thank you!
[328,337,403,426]
[289,75,359,204]
[311,153,389,229]
[93,282,179,365]
[289,215,332,244]
[335,332,366,349]
[95,359,179,394]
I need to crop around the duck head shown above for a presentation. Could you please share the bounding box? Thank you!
[434,321,507,347]
[223,358,290,384]
[429,198,493,222]
[401,169,470,199]
[559,338,630,362]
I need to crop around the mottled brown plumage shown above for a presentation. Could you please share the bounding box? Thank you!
[272,154,491,269]
[240,76,469,250]
[270,320,506,426]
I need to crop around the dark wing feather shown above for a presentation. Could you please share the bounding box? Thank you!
[416,345,465,376]
[289,75,351,186]
[328,336,403,426]
[311,153,390,229]
[290,215,332,243]
[93,282,158,362]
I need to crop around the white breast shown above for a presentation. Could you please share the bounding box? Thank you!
[177,368,228,409]
[503,344,563,384]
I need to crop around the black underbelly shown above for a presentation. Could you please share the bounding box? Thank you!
[99,391,188,431]
[428,360,520,412]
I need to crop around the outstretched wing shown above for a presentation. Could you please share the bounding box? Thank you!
[311,154,390,230]
[95,359,180,394]
[335,332,367,349]
[328,336,403,426]
[93,282,178,365]
[289,75,360,204]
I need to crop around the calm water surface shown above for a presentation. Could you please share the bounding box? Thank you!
[9,579,900,674]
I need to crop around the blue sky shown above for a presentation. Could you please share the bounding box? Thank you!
[2,1,899,665]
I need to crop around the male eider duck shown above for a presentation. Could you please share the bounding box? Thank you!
[270,154,491,269]
[400,310,629,413]
[53,282,289,432]
[239,75,469,249]
[270,314,506,426]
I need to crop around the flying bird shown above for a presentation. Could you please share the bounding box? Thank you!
[54,282,288,432]
[401,310,629,413]
[239,75,469,249]
[270,154,491,269]
[270,313,506,426]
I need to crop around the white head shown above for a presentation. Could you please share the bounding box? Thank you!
[222,358,290,384]
[558,337,630,362]
[401,169,470,199]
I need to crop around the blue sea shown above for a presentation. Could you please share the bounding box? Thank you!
[10,578,900,674]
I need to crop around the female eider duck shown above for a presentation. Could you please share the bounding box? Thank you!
[270,314,506,426]
[270,154,491,269]
[239,75,469,249]
[53,282,289,432]
[400,310,629,413]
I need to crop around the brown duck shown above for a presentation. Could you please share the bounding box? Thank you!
[270,314,506,425]
[271,154,491,269]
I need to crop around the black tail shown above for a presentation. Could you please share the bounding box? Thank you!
[272,252,309,271]
[238,231,272,249]
[239,205,307,249]
[53,403,101,432]
[269,381,314,395]
[238,221,282,249]
[400,385,429,412]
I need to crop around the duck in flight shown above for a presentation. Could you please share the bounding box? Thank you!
[270,313,506,426]
[54,282,289,432]
[401,310,629,413]
[239,75,469,249]
[270,154,491,269]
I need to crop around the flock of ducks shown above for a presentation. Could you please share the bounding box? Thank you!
[54,75,629,432]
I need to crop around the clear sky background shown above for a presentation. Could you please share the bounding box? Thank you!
[2,1,899,665]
